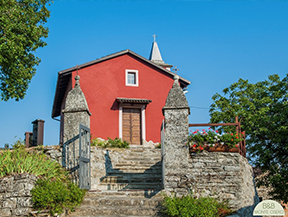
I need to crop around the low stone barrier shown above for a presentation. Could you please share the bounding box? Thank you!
[26,145,62,165]
[0,173,36,216]
[163,151,260,216]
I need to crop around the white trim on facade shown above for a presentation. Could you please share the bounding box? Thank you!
[118,103,146,144]
[125,69,139,87]
[118,106,123,139]
[141,105,146,142]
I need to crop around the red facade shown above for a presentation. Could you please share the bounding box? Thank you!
[52,50,190,144]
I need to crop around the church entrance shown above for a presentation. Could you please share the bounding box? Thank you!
[122,108,141,145]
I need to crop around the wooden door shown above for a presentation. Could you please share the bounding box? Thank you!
[123,108,141,144]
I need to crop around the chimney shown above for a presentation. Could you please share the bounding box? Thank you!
[32,119,45,146]
[24,132,33,148]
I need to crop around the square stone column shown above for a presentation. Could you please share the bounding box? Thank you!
[62,75,91,184]
[162,75,190,195]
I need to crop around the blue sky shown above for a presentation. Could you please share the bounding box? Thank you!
[1,0,288,147]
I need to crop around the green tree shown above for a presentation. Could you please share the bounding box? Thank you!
[209,74,288,202]
[0,0,51,101]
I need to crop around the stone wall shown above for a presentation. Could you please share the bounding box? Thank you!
[190,152,258,215]
[90,146,117,190]
[0,173,36,216]
[27,145,62,165]
[162,151,259,216]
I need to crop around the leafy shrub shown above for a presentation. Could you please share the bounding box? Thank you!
[91,137,129,148]
[91,138,107,147]
[155,143,161,149]
[0,148,67,180]
[107,137,129,148]
[161,194,232,217]
[31,178,86,215]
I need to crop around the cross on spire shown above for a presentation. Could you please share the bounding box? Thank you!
[173,66,179,75]
[153,34,157,42]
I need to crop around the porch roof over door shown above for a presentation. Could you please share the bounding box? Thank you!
[116,98,152,104]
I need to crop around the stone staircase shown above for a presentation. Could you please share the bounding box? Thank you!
[69,147,164,217]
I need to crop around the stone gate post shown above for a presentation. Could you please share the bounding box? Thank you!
[62,75,91,180]
[162,75,190,195]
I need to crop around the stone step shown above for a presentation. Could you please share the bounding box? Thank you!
[98,183,163,191]
[115,162,161,167]
[121,149,160,154]
[108,170,162,177]
[75,216,160,217]
[113,162,162,169]
[82,196,162,207]
[122,149,161,153]
[110,169,161,174]
[101,175,161,183]
[122,153,161,158]
[86,189,163,198]
[125,151,161,155]
[122,157,161,161]
[68,205,161,216]
[68,147,164,216]
[128,146,161,151]
[109,167,161,173]
[113,164,162,168]
[68,190,164,217]
[71,215,163,217]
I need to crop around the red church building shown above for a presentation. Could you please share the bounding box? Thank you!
[52,41,190,145]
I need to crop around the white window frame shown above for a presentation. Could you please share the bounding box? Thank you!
[125,69,139,87]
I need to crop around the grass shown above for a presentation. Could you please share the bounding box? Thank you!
[0,146,67,180]
[161,194,233,217]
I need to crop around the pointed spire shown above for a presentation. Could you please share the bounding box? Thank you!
[149,35,173,70]
[149,35,164,63]
[63,74,91,116]
[162,72,189,112]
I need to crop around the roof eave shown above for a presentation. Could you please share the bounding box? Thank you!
[51,72,72,118]
[58,49,191,85]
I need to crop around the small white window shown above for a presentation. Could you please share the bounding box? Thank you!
[125,70,138,87]
[128,72,136,84]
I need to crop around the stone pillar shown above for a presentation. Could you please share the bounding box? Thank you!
[162,75,190,195]
[62,75,91,178]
